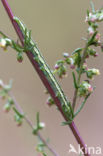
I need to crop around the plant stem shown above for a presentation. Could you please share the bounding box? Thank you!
[9,92,60,156]
[74,94,90,117]
[1,0,90,155]
[72,43,89,110]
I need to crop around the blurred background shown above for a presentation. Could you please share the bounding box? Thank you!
[0,0,103,156]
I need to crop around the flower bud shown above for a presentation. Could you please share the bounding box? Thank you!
[85,16,88,22]
[82,63,88,70]
[63,52,69,58]
[39,122,45,129]
[0,80,4,88]
[88,27,94,36]
[87,48,98,57]
[70,64,75,69]
[46,97,55,106]
[88,85,93,93]
[14,114,23,126]
[95,33,100,42]
[3,103,11,113]
[5,38,12,46]
[94,52,98,57]
[54,64,59,70]
[92,69,100,75]
[78,81,93,97]
[89,13,97,22]
[17,53,23,63]
[0,38,7,50]
[69,58,75,69]
[54,60,67,78]
[86,68,100,79]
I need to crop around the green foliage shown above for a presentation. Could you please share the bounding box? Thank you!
[36,141,47,156]
[33,112,45,135]
[0,2,103,155]
[0,1,102,122]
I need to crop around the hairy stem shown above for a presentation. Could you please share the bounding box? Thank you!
[9,92,60,156]
[1,0,90,155]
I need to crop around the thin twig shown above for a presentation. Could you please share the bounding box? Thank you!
[72,42,89,110]
[9,92,60,156]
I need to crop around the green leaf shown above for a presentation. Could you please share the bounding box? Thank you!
[36,112,40,127]
[24,28,28,44]
[88,31,98,46]
[62,120,73,126]
[28,30,31,42]
[33,112,45,135]
[0,90,7,98]
[0,31,8,38]
[90,1,95,13]
[8,97,14,105]
[4,79,13,92]
[74,93,91,117]
[42,153,47,156]
[68,102,74,118]
[17,52,23,62]
[12,40,23,52]
[32,127,38,135]
[36,141,46,152]
[87,9,90,17]
[72,72,78,89]
[14,113,23,126]
[72,48,82,55]
[3,102,11,112]
[13,107,24,118]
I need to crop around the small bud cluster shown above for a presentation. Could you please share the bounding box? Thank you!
[0,80,24,126]
[86,68,100,79]
[87,48,98,57]
[17,52,23,62]
[36,141,46,156]
[0,3,103,120]
[44,88,55,106]
[14,113,23,126]
[52,3,103,102]
[0,32,24,63]
[54,49,82,78]
[46,96,55,106]
[85,7,103,47]
[78,81,93,97]
[0,38,12,50]
[86,10,103,23]
[3,97,14,113]
[54,60,66,78]
[0,80,12,101]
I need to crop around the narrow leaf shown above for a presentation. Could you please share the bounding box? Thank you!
[13,107,24,118]
[74,93,91,117]
[88,31,98,46]
[72,72,78,89]
[36,112,40,127]
[72,48,82,55]
[90,1,95,13]
[0,31,8,38]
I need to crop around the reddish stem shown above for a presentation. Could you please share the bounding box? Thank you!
[1,0,90,155]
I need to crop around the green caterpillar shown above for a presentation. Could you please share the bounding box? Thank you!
[14,17,74,122]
